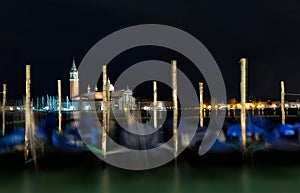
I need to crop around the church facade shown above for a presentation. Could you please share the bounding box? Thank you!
[69,59,136,111]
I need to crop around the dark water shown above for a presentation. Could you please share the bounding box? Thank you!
[1,160,300,193]
[1,110,300,193]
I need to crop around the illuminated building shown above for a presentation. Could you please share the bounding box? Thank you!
[69,58,79,100]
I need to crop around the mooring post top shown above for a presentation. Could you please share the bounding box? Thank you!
[240,58,247,62]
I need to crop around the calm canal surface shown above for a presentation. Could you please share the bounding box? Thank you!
[1,160,300,193]
[2,111,300,193]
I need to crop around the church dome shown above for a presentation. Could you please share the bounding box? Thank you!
[108,79,114,91]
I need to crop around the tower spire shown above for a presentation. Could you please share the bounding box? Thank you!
[71,57,77,70]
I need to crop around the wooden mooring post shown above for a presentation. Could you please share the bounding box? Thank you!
[172,60,178,159]
[281,81,285,125]
[2,84,6,136]
[240,58,247,151]
[24,65,31,161]
[58,80,62,134]
[106,78,111,133]
[102,65,107,157]
[199,82,203,127]
[153,81,157,129]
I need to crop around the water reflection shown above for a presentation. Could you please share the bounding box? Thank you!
[173,165,180,193]
[101,169,110,193]
[21,170,30,193]
[241,166,250,193]
[1,163,300,193]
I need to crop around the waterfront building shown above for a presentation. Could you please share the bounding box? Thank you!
[69,59,136,111]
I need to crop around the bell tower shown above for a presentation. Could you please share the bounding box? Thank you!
[69,58,79,100]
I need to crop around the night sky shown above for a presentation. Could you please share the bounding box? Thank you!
[1,0,300,102]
